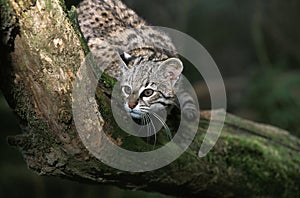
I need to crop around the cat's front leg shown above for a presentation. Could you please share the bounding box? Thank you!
[177,91,199,121]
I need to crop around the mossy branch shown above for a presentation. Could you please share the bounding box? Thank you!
[0,0,299,197]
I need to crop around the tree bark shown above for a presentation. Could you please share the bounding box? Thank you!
[0,0,300,197]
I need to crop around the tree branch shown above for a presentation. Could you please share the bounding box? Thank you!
[0,0,299,197]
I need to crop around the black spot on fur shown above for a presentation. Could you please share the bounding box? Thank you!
[127,34,137,41]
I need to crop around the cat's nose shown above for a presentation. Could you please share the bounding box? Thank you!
[128,102,137,109]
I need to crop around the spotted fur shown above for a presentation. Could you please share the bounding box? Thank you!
[77,0,198,123]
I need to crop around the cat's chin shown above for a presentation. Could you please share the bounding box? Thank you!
[130,112,143,119]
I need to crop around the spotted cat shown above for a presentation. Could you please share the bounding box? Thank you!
[77,0,198,129]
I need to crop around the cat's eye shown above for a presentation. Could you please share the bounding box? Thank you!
[122,86,131,94]
[142,89,154,97]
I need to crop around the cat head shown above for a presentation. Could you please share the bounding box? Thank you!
[119,56,183,119]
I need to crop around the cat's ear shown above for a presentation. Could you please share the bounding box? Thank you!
[119,52,131,72]
[158,58,183,81]
[115,57,128,81]
[119,53,130,73]
[120,58,129,72]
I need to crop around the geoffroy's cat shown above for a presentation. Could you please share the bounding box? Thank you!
[77,0,198,138]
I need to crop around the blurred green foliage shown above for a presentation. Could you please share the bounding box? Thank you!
[245,67,300,137]
[243,0,300,137]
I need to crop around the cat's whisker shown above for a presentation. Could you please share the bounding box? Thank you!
[138,114,146,135]
[139,109,149,115]
[146,118,150,143]
[146,113,157,148]
[141,114,149,143]
[139,106,150,111]
[145,114,152,144]
[143,114,150,139]
[150,112,172,140]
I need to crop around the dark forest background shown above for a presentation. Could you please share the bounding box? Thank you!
[1,0,299,197]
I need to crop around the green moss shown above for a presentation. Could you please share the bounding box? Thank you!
[0,0,10,20]
[67,5,89,55]
[44,0,54,11]
[0,0,16,34]
[100,73,117,88]
[10,80,57,157]
[194,113,300,197]
[219,134,300,196]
